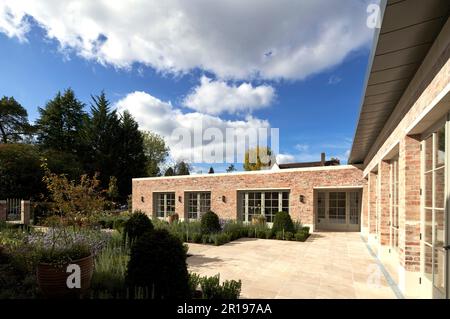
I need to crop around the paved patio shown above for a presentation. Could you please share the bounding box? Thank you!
[187,232,398,299]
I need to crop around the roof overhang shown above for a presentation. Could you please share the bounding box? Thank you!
[348,0,450,164]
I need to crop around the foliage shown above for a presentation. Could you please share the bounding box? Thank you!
[0,96,31,143]
[294,231,309,242]
[24,227,109,267]
[197,274,241,299]
[226,164,236,173]
[0,143,45,199]
[36,88,86,155]
[125,229,190,299]
[142,131,169,177]
[41,161,106,226]
[272,211,295,234]
[243,146,272,171]
[95,212,130,231]
[164,167,175,176]
[252,214,266,225]
[285,231,294,241]
[123,211,153,244]
[200,211,221,234]
[174,160,191,175]
[90,232,130,298]
[208,166,214,174]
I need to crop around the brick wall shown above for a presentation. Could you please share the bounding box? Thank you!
[132,165,366,224]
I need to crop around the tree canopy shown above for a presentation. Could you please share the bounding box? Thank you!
[0,96,31,143]
[243,146,272,171]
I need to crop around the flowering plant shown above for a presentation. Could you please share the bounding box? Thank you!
[25,227,110,268]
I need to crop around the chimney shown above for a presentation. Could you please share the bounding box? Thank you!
[321,152,326,166]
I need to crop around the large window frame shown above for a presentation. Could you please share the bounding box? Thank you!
[240,190,289,223]
[186,192,211,220]
[421,116,448,299]
[154,192,175,218]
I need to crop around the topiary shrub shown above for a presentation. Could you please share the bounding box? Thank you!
[123,211,153,244]
[272,211,295,234]
[275,231,284,240]
[125,229,190,299]
[295,231,309,242]
[200,211,221,234]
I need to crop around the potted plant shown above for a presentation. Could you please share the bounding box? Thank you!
[168,213,179,224]
[27,228,106,298]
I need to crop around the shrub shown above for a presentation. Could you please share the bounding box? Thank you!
[123,211,153,244]
[301,226,310,234]
[125,229,190,299]
[295,231,309,242]
[265,229,273,239]
[199,274,242,299]
[272,211,295,234]
[201,234,210,244]
[213,233,231,246]
[200,211,221,234]
[285,231,294,241]
[275,231,284,240]
[192,233,202,244]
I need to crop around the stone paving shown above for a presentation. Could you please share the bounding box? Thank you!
[187,232,397,299]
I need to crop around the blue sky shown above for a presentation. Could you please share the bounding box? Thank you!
[0,1,376,173]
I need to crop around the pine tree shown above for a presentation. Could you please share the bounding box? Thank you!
[175,161,190,175]
[164,167,175,176]
[0,96,31,143]
[208,166,214,174]
[36,89,85,155]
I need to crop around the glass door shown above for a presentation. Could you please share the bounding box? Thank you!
[422,122,447,299]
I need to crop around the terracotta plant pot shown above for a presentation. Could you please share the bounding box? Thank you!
[168,213,179,224]
[37,254,94,299]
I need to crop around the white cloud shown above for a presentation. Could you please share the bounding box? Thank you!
[0,0,374,80]
[328,75,342,85]
[294,144,310,152]
[115,91,271,163]
[276,153,295,164]
[183,76,275,115]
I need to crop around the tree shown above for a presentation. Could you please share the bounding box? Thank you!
[174,161,191,176]
[243,146,272,171]
[208,166,214,174]
[164,167,175,176]
[82,92,121,187]
[0,96,31,143]
[0,144,45,199]
[36,89,86,155]
[107,176,119,203]
[142,131,169,177]
[226,164,236,173]
[115,111,147,197]
[41,161,106,226]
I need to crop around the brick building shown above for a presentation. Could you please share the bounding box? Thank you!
[133,0,450,299]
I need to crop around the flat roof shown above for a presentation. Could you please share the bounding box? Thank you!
[348,0,450,164]
[133,164,361,181]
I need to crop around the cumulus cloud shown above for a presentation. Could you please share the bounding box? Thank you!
[115,91,272,163]
[0,0,374,80]
[276,153,295,164]
[183,76,275,115]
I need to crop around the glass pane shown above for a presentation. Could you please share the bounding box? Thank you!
[435,125,445,168]
[434,167,445,209]
[433,248,446,293]
[424,244,433,281]
[424,208,433,245]
[424,172,432,208]
[317,192,325,219]
[424,135,433,171]
[434,209,445,248]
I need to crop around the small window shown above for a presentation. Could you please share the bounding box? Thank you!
[241,190,290,223]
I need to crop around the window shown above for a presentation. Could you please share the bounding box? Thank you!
[155,192,175,218]
[422,123,446,295]
[317,192,326,219]
[241,190,289,223]
[349,191,360,225]
[187,192,211,219]
[390,157,399,252]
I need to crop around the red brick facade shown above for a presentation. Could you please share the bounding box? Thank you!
[132,165,365,225]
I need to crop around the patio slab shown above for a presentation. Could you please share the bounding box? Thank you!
[187,232,398,299]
